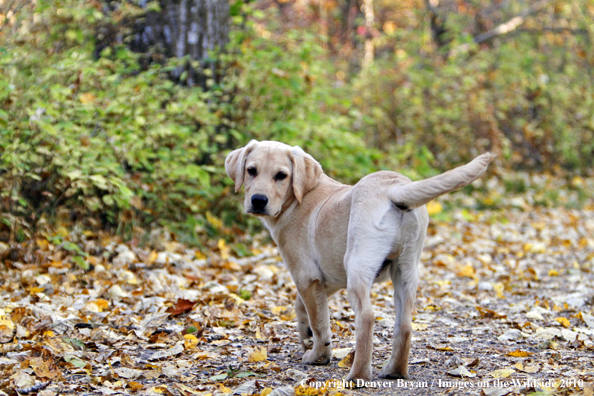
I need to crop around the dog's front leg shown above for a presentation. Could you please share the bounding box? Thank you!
[295,294,313,350]
[298,279,332,365]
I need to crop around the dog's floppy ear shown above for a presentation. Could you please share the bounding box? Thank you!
[225,140,258,192]
[290,146,323,204]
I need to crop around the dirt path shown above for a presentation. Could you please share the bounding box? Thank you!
[1,207,593,396]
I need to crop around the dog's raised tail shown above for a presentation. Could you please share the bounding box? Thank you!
[390,153,495,210]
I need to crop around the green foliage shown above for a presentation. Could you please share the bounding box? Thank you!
[226,16,383,182]
[1,0,383,243]
[1,0,593,244]
[1,1,235,243]
[350,1,594,172]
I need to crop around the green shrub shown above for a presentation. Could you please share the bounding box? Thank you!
[1,0,592,246]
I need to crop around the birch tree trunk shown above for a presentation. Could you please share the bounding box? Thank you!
[128,0,230,87]
[361,0,374,70]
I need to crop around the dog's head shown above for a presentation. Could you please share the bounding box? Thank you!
[225,140,323,217]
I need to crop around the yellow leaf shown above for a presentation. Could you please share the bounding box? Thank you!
[482,196,496,206]
[507,349,533,357]
[426,201,442,216]
[148,386,168,394]
[494,282,505,298]
[457,265,476,278]
[206,211,223,229]
[429,344,453,351]
[36,238,50,250]
[255,328,266,340]
[195,351,217,360]
[43,330,55,337]
[490,369,515,378]
[514,362,523,371]
[337,350,354,368]
[195,251,206,260]
[525,242,546,253]
[129,381,143,391]
[148,250,158,264]
[57,227,68,238]
[555,317,570,328]
[261,388,273,396]
[217,239,229,260]
[0,321,14,332]
[184,334,198,350]
[383,21,396,34]
[548,269,559,276]
[571,176,584,187]
[412,323,428,331]
[272,306,287,315]
[94,299,110,312]
[248,346,267,362]
[79,92,96,104]
[29,287,44,295]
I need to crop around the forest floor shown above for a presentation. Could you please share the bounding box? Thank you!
[1,178,594,396]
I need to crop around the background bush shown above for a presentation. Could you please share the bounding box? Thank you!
[1,0,592,246]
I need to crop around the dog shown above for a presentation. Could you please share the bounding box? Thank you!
[225,140,494,381]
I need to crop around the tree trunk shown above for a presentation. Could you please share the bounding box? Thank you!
[118,0,230,87]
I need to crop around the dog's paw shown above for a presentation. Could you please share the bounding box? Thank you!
[302,349,331,365]
[378,366,407,379]
[346,368,372,383]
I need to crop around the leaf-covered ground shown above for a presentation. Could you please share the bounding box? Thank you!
[1,177,593,396]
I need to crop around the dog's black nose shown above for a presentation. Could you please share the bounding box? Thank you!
[251,194,268,210]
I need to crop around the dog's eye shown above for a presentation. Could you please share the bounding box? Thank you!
[274,172,287,181]
[247,167,257,177]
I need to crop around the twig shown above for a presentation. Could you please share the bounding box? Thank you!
[449,0,552,57]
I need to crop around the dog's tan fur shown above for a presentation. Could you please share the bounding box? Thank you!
[226,140,494,381]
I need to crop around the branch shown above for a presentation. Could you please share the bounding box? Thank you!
[449,0,551,57]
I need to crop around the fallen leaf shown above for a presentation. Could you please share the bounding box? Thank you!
[555,317,570,328]
[210,372,228,381]
[581,312,594,328]
[457,265,476,278]
[248,346,267,362]
[412,322,428,331]
[490,369,515,378]
[429,344,453,351]
[0,315,15,343]
[447,366,476,377]
[64,354,86,368]
[114,367,143,379]
[506,349,533,357]
[493,282,505,298]
[332,348,351,360]
[482,387,515,396]
[167,299,197,317]
[476,306,506,319]
[218,239,230,260]
[338,350,355,368]
[184,334,198,350]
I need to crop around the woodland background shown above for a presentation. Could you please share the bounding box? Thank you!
[1,0,593,248]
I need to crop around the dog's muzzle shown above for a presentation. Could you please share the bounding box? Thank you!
[249,194,269,215]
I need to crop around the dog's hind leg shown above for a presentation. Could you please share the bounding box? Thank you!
[378,245,421,379]
[344,237,394,382]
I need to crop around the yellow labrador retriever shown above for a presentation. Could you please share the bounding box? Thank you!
[225,140,493,382]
